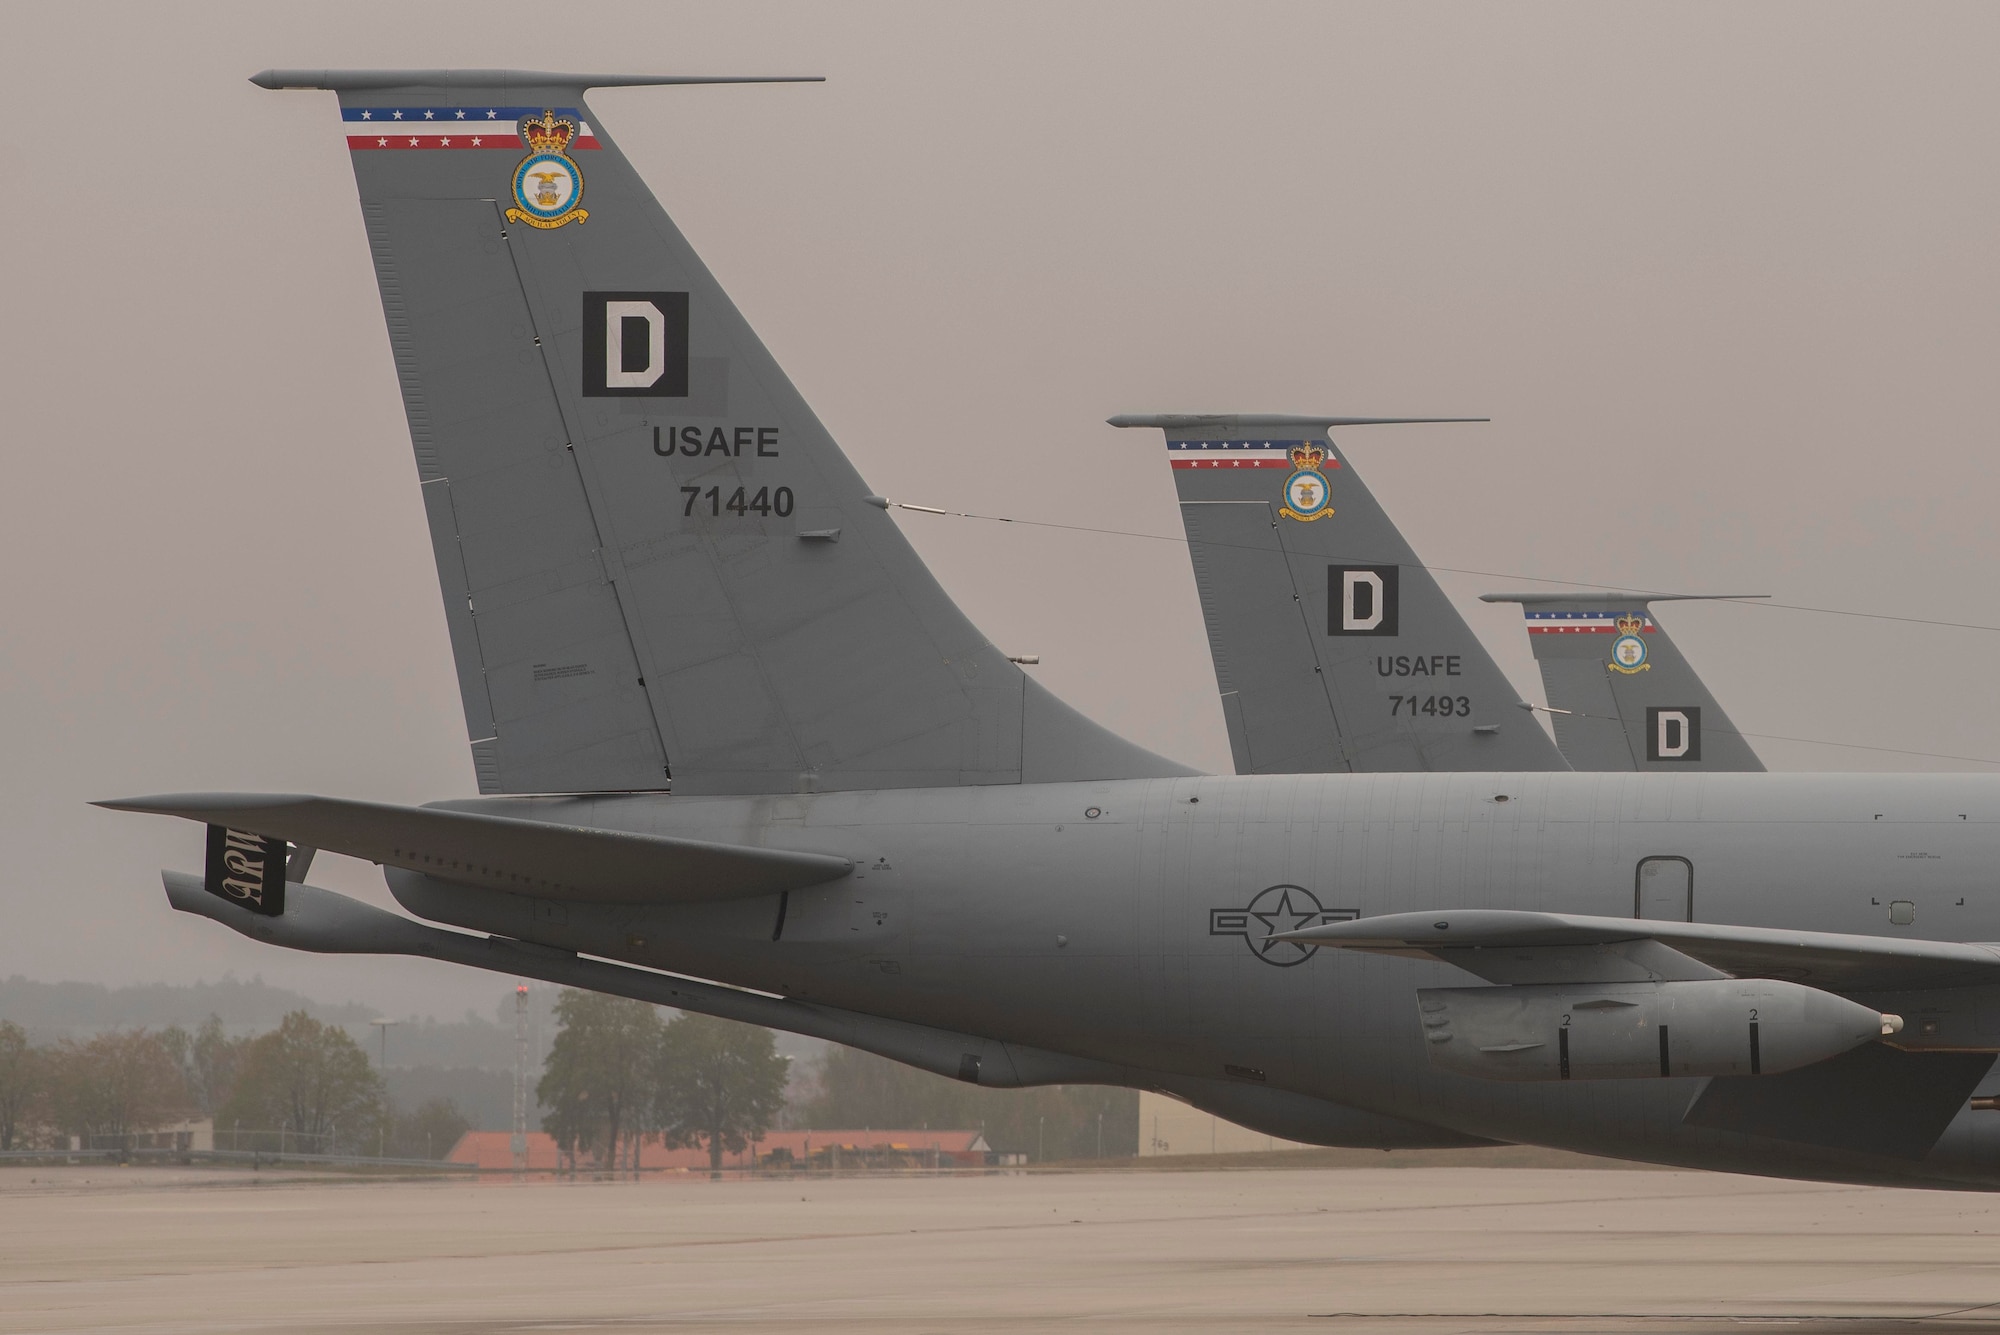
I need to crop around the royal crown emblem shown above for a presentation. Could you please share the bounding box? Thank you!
[519,110,577,154]
[1278,441,1334,522]
[1609,611,1651,674]
[506,110,590,230]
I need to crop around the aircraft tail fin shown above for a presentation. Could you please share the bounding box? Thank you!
[1109,414,1566,774]
[1479,594,1765,771]
[268,70,1187,795]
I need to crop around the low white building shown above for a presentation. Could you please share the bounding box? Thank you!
[1136,1092,1312,1157]
[128,1118,213,1152]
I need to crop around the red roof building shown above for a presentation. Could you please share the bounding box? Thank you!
[448,1128,992,1173]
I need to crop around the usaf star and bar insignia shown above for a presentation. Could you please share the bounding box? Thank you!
[1210,885,1357,967]
[339,104,597,229]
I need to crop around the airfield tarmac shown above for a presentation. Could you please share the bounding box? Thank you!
[5,1158,2000,1334]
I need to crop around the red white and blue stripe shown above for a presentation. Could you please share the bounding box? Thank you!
[342,107,602,151]
[1523,610,1655,635]
[1166,439,1335,471]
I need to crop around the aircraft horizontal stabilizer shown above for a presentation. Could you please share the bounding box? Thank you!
[1106,414,1487,430]
[249,69,824,91]
[103,793,851,904]
[1276,908,2000,992]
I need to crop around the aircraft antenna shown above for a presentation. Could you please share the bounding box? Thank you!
[512,985,529,1176]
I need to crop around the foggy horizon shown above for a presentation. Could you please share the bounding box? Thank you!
[6,2,1999,1019]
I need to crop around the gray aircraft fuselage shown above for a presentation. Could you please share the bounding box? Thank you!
[391,770,2000,1190]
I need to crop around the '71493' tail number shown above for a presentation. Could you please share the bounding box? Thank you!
[1390,695,1470,717]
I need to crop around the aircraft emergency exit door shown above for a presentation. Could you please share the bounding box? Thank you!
[1635,856,1692,921]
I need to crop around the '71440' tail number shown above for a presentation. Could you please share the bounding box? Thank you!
[682,485,795,518]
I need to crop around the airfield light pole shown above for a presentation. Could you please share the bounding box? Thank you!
[371,1019,401,1157]
[512,984,529,1174]
[370,1018,401,1070]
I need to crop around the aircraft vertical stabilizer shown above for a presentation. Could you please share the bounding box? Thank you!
[1111,414,1567,774]
[260,69,1188,796]
[1479,594,1764,772]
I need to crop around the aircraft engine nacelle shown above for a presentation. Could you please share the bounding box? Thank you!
[1416,979,1901,1082]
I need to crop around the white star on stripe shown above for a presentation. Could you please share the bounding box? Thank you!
[454,110,466,119]
[471,136,482,146]
[360,110,371,120]
[392,110,403,120]
[408,136,419,146]
[377,137,387,146]
[485,109,498,118]
[423,110,435,120]
[439,136,450,146]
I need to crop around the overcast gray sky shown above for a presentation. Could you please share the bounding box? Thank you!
[5,2,1998,1018]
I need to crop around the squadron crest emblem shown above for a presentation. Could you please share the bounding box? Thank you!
[506,110,590,230]
[1278,442,1334,522]
[1608,612,1652,674]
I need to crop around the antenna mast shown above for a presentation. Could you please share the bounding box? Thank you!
[512,984,529,1175]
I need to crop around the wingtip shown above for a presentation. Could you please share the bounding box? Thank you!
[249,69,325,90]
[92,792,315,818]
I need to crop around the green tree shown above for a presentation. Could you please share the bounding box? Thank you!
[653,1013,789,1174]
[218,1012,383,1154]
[799,1044,983,1130]
[44,1029,187,1150]
[0,1022,39,1150]
[386,1097,472,1160]
[537,990,661,1170]
[160,1015,248,1117]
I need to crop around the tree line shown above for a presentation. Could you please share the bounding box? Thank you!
[538,993,1139,1169]
[0,990,1142,1166]
[537,994,789,1174]
[0,1013,467,1157]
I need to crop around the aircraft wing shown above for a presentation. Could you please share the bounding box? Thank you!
[1276,909,2000,992]
[98,792,852,904]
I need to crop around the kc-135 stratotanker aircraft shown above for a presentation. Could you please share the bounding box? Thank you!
[108,70,2000,1188]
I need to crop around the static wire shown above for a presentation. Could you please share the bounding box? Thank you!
[885,501,1999,636]
[883,501,2000,769]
